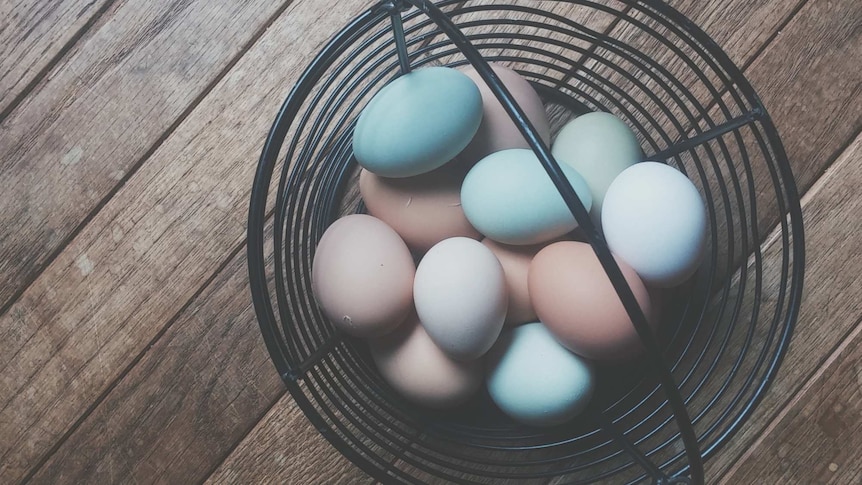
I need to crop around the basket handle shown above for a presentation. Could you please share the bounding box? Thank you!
[385,1,705,483]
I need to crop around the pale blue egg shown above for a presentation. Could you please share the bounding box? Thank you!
[461,149,592,245]
[353,67,483,178]
[487,323,594,426]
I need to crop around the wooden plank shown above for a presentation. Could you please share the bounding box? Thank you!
[204,391,373,485]
[6,4,632,480]
[26,237,284,484]
[0,0,296,313]
[0,0,375,482]
[695,0,862,477]
[0,0,111,117]
[718,134,862,484]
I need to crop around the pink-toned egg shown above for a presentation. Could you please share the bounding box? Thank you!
[459,63,551,164]
[528,241,655,361]
[369,312,483,408]
[359,165,481,254]
[312,214,414,338]
[482,238,543,327]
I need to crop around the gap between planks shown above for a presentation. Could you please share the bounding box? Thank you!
[0,0,115,121]
[3,0,852,482]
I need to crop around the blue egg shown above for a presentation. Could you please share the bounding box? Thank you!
[461,149,592,245]
[487,323,594,426]
[353,67,483,178]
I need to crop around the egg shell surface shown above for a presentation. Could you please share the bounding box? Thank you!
[413,237,507,360]
[602,161,707,287]
[528,241,654,361]
[459,63,551,164]
[461,149,592,245]
[353,66,483,178]
[370,312,483,409]
[551,112,642,222]
[312,214,415,338]
[482,239,543,326]
[359,165,480,254]
[487,323,594,426]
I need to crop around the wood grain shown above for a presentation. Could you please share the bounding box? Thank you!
[0,0,296,314]
[26,236,284,483]
[0,1,372,482]
[204,389,373,485]
[697,0,861,477]
[0,0,111,117]
[719,133,862,484]
[1,0,857,484]
[6,2,628,483]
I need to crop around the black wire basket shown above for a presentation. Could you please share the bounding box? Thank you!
[247,0,805,483]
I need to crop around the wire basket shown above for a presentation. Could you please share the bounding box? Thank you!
[247,0,805,483]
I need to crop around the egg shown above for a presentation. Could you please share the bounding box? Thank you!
[461,149,592,245]
[413,237,507,360]
[602,162,707,287]
[353,66,483,178]
[481,239,543,326]
[551,112,642,222]
[459,63,551,164]
[487,323,594,426]
[359,165,481,254]
[529,241,654,361]
[369,312,483,409]
[312,214,414,338]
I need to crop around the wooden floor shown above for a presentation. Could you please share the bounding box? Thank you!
[1,0,859,483]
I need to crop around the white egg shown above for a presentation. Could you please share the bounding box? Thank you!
[413,237,507,360]
[601,162,707,287]
[487,323,594,426]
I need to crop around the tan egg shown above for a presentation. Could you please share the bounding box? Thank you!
[359,165,481,254]
[369,312,483,409]
[459,63,551,164]
[529,241,655,361]
[312,214,414,338]
[482,238,543,327]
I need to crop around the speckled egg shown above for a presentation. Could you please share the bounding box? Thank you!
[312,214,415,338]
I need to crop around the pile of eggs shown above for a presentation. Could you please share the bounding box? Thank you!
[312,64,707,426]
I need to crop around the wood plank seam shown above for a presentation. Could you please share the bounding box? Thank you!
[21,2,465,481]
[0,0,119,124]
[16,238,250,484]
[5,0,852,480]
[714,131,862,481]
[737,0,808,72]
[721,313,862,483]
[0,0,301,320]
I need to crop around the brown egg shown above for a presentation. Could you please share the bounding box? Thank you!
[459,63,551,164]
[359,165,481,254]
[312,214,414,338]
[482,238,542,327]
[529,241,655,361]
[369,312,483,409]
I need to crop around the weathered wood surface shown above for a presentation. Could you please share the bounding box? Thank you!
[0,0,111,118]
[1,0,859,483]
[0,0,372,482]
[718,133,862,484]
[0,0,298,314]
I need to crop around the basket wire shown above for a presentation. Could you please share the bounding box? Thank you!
[247,1,805,483]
